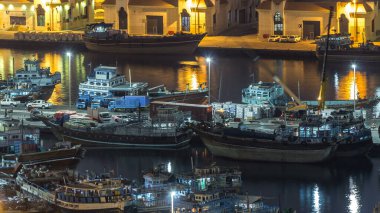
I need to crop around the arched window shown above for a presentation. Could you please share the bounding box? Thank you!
[36,4,45,26]
[181,9,190,32]
[274,12,283,35]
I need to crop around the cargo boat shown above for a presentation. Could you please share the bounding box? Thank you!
[83,23,206,55]
[13,59,61,88]
[195,125,337,163]
[315,34,380,62]
[1,143,85,176]
[149,83,208,104]
[39,107,193,149]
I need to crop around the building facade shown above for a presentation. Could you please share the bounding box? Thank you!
[102,0,259,35]
[257,0,380,42]
[0,0,94,31]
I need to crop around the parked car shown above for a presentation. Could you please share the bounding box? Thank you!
[0,98,20,107]
[112,114,131,123]
[26,100,52,109]
[278,35,289,43]
[288,35,301,42]
[268,35,280,42]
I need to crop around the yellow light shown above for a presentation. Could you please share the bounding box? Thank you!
[57,5,62,12]
[81,1,86,7]
[21,5,27,11]
[64,5,70,11]
[186,0,193,8]
[344,2,366,14]
[30,5,35,11]
[8,4,14,11]
[0,4,3,10]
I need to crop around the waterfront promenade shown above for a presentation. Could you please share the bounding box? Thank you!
[0,30,316,56]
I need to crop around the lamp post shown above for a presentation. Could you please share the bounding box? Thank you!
[171,191,175,213]
[352,64,356,110]
[67,52,72,109]
[353,0,357,42]
[206,57,211,104]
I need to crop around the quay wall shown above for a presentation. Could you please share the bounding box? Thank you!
[0,31,316,57]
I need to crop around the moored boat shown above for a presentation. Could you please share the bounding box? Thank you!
[195,125,337,163]
[39,107,193,149]
[149,83,208,104]
[55,178,131,212]
[13,59,61,88]
[315,34,380,62]
[83,23,206,55]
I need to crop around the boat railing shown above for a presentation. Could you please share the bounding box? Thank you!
[79,85,109,91]
[16,175,56,204]
[134,184,180,194]
[86,76,124,83]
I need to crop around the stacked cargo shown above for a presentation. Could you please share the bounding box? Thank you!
[212,102,274,122]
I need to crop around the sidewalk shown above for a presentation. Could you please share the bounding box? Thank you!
[199,35,316,52]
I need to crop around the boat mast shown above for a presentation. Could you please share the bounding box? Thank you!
[318,7,334,110]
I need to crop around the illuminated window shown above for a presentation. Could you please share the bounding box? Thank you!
[274,12,283,35]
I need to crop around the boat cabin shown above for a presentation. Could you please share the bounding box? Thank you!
[56,179,130,205]
[298,114,340,143]
[16,59,50,77]
[242,81,286,106]
[79,66,148,98]
[194,191,220,202]
[14,59,61,87]
[177,163,242,191]
[316,34,352,51]
[85,23,117,39]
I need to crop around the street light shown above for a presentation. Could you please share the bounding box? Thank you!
[67,52,72,109]
[206,57,211,104]
[352,64,356,110]
[171,191,175,213]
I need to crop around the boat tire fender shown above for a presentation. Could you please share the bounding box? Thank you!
[322,137,328,144]
[301,141,306,145]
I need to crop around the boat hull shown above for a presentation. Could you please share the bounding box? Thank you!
[335,138,373,157]
[40,117,192,150]
[84,34,206,55]
[62,134,191,150]
[57,202,125,213]
[197,129,336,163]
[316,50,380,62]
[150,90,208,104]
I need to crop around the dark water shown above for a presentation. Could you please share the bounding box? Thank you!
[78,147,379,213]
[2,48,380,212]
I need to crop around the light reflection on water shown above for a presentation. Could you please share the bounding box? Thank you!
[347,176,361,213]
[312,184,321,213]
[336,69,367,100]
[0,49,379,108]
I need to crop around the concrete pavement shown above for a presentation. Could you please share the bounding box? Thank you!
[199,35,316,52]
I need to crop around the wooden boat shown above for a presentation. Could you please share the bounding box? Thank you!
[38,108,193,150]
[315,34,380,62]
[83,23,206,55]
[55,178,131,212]
[149,83,208,104]
[194,127,337,163]
[2,143,85,170]
[303,97,380,109]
